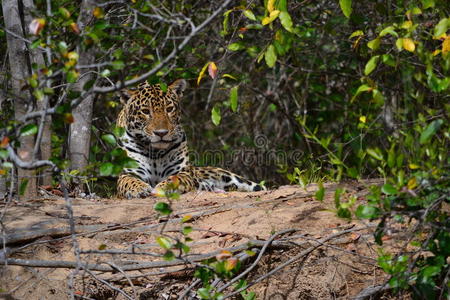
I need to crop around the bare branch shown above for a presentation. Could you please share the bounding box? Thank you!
[6,145,56,170]
[93,0,233,93]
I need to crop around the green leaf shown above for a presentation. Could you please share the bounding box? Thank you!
[315,183,325,201]
[0,149,7,160]
[221,9,232,36]
[163,250,175,260]
[382,54,396,67]
[112,60,125,70]
[372,89,385,105]
[277,0,287,11]
[228,42,245,51]
[387,147,396,168]
[181,244,190,254]
[20,124,38,136]
[349,30,364,39]
[355,205,379,219]
[379,26,398,37]
[19,179,29,196]
[98,244,107,250]
[433,18,449,38]
[279,11,293,32]
[33,89,44,101]
[101,134,116,146]
[2,162,13,169]
[30,39,42,50]
[364,55,379,75]
[351,84,372,102]
[156,236,172,249]
[112,126,125,138]
[182,226,193,235]
[381,184,398,195]
[367,148,383,161]
[154,202,172,215]
[99,162,113,176]
[339,0,352,18]
[66,70,79,83]
[229,86,238,112]
[43,87,54,95]
[211,106,221,126]
[197,288,212,299]
[421,0,435,9]
[337,207,351,219]
[420,119,443,144]
[367,38,380,50]
[421,265,441,280]
[243,10,256,21]
[265,44,277,68]
[241,291,256,300]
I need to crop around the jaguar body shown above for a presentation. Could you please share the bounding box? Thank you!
[116,79,265,198]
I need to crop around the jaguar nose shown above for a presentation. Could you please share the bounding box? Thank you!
[153,129,169,137]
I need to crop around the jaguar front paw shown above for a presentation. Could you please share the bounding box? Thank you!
[117,174,153,199]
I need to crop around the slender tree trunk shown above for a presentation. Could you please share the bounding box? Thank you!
[22,0,53,186]
[68,0,96,191]
[0,79,7,199]
[2,0,37,200]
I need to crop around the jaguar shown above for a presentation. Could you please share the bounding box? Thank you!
[116,79,265,198]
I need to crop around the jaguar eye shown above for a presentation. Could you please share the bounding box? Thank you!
[166,106,174,113]
[141,109,150,115]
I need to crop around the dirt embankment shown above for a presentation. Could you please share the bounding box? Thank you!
[1,179,401,299]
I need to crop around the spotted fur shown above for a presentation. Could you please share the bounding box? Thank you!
[116,79,265,199]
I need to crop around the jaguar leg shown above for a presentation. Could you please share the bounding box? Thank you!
[154,166,265,194]
[192,167,265,192]
[117,174,153,199]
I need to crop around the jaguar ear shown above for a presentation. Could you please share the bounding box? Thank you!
[169,79,187,96]
[119,89,135,105]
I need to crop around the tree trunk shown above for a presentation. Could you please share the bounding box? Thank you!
[68,0,96,191]
[22,0,53,186]
[0,80,7,199]
[2,0,37,200]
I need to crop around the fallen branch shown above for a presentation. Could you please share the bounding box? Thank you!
[223,226,367,298]
[1,226,369,275]
[352,283,391,300]
[3,223,125,245]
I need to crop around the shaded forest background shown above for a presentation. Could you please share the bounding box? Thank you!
[0,0,449,298]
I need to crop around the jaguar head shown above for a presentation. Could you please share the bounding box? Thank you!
[122,79,187,149]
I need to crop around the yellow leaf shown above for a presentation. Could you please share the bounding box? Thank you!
[93,7,104,18]
[262,10,280,25]
[442,36,450,54]
[407,177,417,190]
[225,258,238,271]
[181,215,192,223]
[433,49,441,56]
[359,116,366,123]
[197,62,211,86]
[402,38,415,52]
[222,73,237,80]
[267,0,276,12]
[409,163,420,169]
[401,20,413,29]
